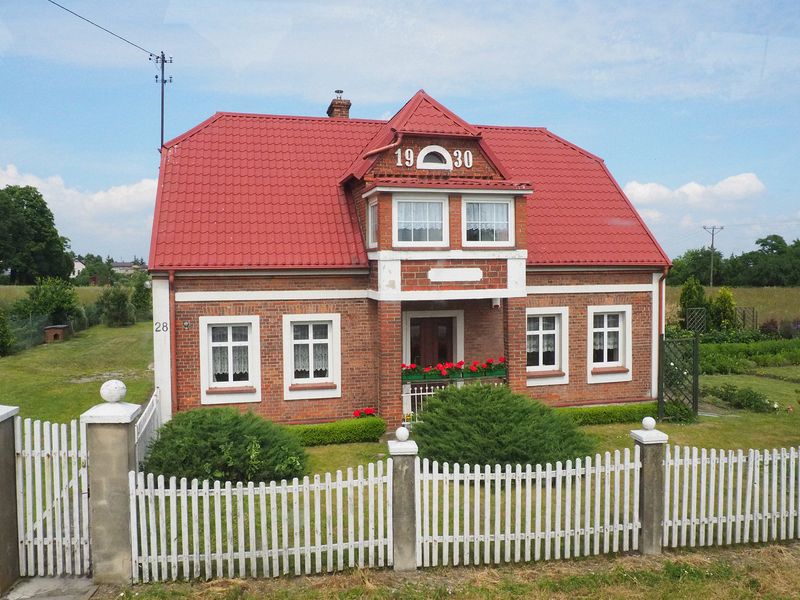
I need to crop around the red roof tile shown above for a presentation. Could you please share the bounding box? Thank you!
[149,96,669,270]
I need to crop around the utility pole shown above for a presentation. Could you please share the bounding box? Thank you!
[703,225,724,287]
[151,52,173,151]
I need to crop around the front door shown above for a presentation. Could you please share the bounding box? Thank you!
[409,317,455,367]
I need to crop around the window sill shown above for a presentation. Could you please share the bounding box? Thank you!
[590,366,629,375]
[288,382,338,392]
[527,370,565,379]
[206,386,256,395]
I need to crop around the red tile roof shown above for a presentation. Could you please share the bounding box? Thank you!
[149,93,669,270]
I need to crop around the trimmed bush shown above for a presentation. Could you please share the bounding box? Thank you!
[413,384,594,466]
[556,402,657,426]
[702,383,777,413]
[290,417,386,446]
[700,338,800,374]
[144,408,307,482]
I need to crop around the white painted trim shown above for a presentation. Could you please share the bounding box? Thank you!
[586,304,633,384]
[80,402,142,424]
[368,249,528,261]
[461,195,516,248]
[428,267,483,283]
[176,287,528,303]
[525,307,569,387]
[151,279,173,421]
[416,145,453,171]
[650,272,660,399]
[176,289,369,302]
[363,187,532,198]
[367,199,378,249]
[630,428,668,445]
[378,260,401,295]
[282,313,342,401]
[402,310,465,365]
[508,257,526,291]
[199,315,262,405]
[527,283,653,295]
[391,193,450,248]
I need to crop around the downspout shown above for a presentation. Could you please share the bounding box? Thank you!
[168,270,178,415]
[658,266,668,334]
[361,131,404,158]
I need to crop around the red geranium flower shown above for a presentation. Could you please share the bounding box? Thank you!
[470,365,478,372]
[482,363,488,369]
[456,360,464,367]
[409,363,417,369]
[353,409,361,418]
[365,407,375,415]
[423,366,431,373]
[472,360,479,366]
[498,356,506,363]
[486,358,494,364]
[401,363,407,369]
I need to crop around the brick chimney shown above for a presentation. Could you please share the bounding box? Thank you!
[326,90,351,119]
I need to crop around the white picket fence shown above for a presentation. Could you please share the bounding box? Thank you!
[415,447,641,567]
[14,417,91,576]
[134,388,162,468]
[128,460,393,582]
[663,445,800,548]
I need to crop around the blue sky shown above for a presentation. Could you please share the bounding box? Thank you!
[0,1,798,260]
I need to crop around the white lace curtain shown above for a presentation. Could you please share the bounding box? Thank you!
[212,347,228,376]
[231,346,248,376]
[593,332,619,350]
[313,343,328,372]
[294,343,328,375]
[528,333,555,353]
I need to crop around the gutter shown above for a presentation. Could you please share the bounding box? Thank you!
[361,131,404,159]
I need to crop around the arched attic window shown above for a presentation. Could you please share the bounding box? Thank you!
[416,145,453,171]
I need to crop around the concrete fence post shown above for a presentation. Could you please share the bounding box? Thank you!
[80,380,142,584]
[388,426,418,571]
[631,416,669,555]
[0,405,20,594]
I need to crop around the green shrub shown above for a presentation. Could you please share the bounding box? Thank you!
[290,417,386,446]
[84,302,102,327]
[709,287,739,330]
[130,272,152,320]
[11,276,78,324]
[779,320,798,340]
[556,402,658,426]
[0,308,13,356]
[412,384,594,466]
[699,329,765,344]
[97,286,136,327]
[663,400,697,422]
[144,408,307,482]
[678,276,707,326]
[702,383,777,413]
[699,338,800,374]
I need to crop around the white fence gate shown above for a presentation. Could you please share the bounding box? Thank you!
[663,445,800,548]
[134,389,162,468]
[415,448,641,567]
[14,417,91,576]
[128,460,393,582]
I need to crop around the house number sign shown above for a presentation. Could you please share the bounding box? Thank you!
[394,148,473,168]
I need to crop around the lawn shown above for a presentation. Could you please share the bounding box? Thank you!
[0,284,105,309]
[94,542,800,599]
[0,321,154,422]
[666,285,800,323]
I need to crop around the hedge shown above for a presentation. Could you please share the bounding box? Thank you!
[289,417,386,446]
[700,338,800,374]
[555,402,658,426]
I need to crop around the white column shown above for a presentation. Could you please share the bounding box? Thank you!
[151,278,172,422]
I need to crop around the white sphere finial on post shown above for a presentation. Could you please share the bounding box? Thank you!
[395,426,410,442]
[100,380,127,403]
[642,416,656,431]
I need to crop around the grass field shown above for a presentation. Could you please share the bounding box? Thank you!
[0,284,105,309]
[0,321,154,421]
[666,286,800,323]
[94,542,800,599]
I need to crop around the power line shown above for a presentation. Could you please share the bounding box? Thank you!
[45,0,157,57]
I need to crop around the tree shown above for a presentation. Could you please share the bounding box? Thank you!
[11,277,79,324]
[666,247,724,286]
[97,286,136,327]
[677,276,707,326]
[72,253,115,286]
[709,287,739,330]
[0,185,72,283]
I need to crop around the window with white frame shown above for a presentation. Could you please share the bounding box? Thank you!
[367,200,378,248]
[592,312,623,366]
[199,315,261,404]
[394,197,447,245]
[291,321,331,381]
[282,313,342,400]
[415,145,453,170]
[586,304,632,383]
[526,314,559,369]
[462,197,514,246]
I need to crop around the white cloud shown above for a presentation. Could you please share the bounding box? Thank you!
[624,173,765,209]
[1,2,798,103]
[0,164,156,259]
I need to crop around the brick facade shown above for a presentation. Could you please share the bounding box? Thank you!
[401,259,506,291]
[369,137,502,180]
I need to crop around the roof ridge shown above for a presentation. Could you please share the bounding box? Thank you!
[215,111,387,124]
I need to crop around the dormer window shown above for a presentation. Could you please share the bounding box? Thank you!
[416,145,453,171]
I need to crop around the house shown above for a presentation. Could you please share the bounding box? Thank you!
[148,90,670,425]
[72,258,85,279]
[111,261,142,276]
